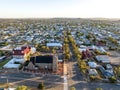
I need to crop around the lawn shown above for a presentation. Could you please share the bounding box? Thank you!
[0,59,10,68]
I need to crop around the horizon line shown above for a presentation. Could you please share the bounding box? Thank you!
[0,17,120,20]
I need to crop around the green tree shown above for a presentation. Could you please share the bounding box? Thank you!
[38,82,45,90]
[90,76,96,81]
[108,37,118,45]
[109,76,117,83]
[16,85,28,90]
[96,88,103,90]
[86,34,93,40]
[0,50,4,56]
[95,50,101,55]
[52,48,56,54]
[35,44,41,51]
[70,87,76,90]
[4,42,8,46]
[65,53,71,60]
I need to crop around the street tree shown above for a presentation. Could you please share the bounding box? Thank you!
[38,82,45,90]
[16,85,28,90]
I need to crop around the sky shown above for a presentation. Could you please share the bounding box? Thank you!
[0,0,120,18]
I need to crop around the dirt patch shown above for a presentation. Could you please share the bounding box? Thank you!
[109,51,120,57]
[109,51,120,65]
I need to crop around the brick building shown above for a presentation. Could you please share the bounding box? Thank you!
[27,55,58,72]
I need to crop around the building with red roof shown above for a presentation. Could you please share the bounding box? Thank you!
[13,46,31,59]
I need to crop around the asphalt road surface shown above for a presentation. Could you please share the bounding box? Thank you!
[67,61,120,90]
[0,72,64,90]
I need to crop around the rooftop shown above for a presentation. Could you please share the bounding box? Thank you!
[30,55,53,64]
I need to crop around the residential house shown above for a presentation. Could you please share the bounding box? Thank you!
[88,62,98,68]
[89,69,98,76]
[96,55,110,63]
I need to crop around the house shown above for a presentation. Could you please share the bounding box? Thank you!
[79,45,87,52]
[99,66,114,78]
[106,64,113,70]
[88,62,98,68]
[96,41,106,46]
[0,56,6,62]
[89,69,98,76]
[27,55,58,72]
[46,43,62,48]
[97,47,106,53]
[3,58,24,70]
[87,45,97,50]
[106,64,113,75]
[96,55,110,63]
[3,46,35,71]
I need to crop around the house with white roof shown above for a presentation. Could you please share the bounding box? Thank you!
[88,62,98,68]
[89,69,98,76]
[46,43,62,47]
[96,55,110,63]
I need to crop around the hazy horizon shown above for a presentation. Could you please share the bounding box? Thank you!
[0,0,120,18]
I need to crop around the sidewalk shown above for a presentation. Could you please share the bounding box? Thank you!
[63,62,68,90]
[64,62,68,75]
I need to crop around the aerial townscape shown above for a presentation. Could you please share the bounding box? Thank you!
[0,18,120,90]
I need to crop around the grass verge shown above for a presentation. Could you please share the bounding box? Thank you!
[0,59,10,68]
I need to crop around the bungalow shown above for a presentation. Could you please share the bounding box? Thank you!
[99,66,114,78]
[79,45,87,52]
[106,64,113,75]
[0,56,6,62]
[87,45,97,50]
[89,69,98,76]
[88,62,98,68]
[97,47,106,53]
[46,43,62,48]
[96,55,110,63]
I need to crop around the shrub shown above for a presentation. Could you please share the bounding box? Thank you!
[90,76,95,81]
[109,76,117,83]
[70,87,76,90]
[16,85,28,90]
[96,88,103,90]
[38,82,45,90]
